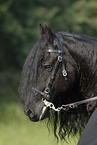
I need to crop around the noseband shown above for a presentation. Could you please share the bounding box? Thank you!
[32,34,97,120]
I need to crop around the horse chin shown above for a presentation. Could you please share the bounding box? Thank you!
[29,116,39,122]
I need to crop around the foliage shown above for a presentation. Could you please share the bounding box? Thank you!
[0,0,97,70]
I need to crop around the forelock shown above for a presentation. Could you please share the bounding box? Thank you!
[19,35,47,101]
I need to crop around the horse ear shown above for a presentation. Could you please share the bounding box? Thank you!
[44,23,55,42]
[39,23,45,37]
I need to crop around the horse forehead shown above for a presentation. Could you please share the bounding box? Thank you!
[43,52,57,63]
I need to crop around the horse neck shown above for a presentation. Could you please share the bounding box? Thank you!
[63,35,97,98]
[64,35,97,69]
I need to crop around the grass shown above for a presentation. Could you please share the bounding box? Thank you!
[0,104,79,145]
[0,71,79,145]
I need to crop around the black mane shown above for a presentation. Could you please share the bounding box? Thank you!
[20,35,47,99]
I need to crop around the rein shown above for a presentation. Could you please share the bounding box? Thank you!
[39,96,97,120]
[32,34,97,120]
[42,96,97,112]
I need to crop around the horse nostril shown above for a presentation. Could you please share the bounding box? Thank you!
[24,109,34,116]
[27,109,32,116]
[27,109,35,118]
[24,108,39,121]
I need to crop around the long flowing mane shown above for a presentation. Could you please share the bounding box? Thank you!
[20,35,47,99]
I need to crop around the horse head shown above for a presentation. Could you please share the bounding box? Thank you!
[19,23,97,139]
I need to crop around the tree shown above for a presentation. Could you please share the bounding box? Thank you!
[0,0,97,70]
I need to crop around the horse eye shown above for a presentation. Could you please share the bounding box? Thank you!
[43,65,52,71]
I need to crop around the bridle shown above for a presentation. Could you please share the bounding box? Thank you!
[32,34,97,120]
[32,34,67,99]
[32,34,67,101]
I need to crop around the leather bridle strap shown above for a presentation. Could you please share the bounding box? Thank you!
[44,34,67,97]
[44,57,61,94]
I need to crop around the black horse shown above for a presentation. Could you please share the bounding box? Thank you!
[19,23,97,141]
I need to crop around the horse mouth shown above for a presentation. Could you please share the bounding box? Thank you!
[26,107,50,122]
[29,115,39,122]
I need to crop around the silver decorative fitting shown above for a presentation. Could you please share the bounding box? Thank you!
[62,70,67,77]
[58,56,62,62]
[44,87,50,94]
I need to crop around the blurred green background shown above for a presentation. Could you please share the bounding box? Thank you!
[0,0,97,145]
